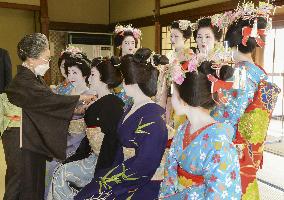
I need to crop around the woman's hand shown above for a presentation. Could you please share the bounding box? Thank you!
[79,94,96,104]
[74,95,96,115]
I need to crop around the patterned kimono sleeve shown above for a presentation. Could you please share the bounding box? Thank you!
[159,125,183,198]
[74,115,167,200]
[203,127,241,200]
[212,65,260,129]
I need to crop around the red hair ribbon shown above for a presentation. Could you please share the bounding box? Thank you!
[242,27,266,48]
[207,74,233,104]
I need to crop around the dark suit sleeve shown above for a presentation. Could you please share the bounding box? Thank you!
[3,50,12,89]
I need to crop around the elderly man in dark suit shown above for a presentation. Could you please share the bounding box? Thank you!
[0,48,12,92]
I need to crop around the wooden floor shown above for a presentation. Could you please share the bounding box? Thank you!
[0,142,6,200]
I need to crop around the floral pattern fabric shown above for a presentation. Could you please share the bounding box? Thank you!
[159,121,241,200]
[211,61,267,135]
[0,93,21,135]
[53,80,74,95]
[210,62,282,199]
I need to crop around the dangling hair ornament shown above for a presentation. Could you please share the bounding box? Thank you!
[146,51,156,66]
[242,18,266,47]
[225,1,274,48]
[207,74,233,104]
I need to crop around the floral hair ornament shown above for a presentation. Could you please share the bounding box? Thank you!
[60,45,83,56]
[226,1,274,32]
[114,24,142,40]
[210,43,235,77]
[178,20,193,31]
[169,48,197,85]
[193,13,231,32]
[207,74,233,104]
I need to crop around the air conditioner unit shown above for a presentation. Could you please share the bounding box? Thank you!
[68,32,113,59]
[71,44,113,60]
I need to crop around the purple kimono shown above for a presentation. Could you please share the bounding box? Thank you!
[74,103,168,200]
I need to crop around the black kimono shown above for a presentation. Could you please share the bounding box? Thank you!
[48,94,125,200]
[5,65,79,200]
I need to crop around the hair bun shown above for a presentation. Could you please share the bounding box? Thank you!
[153,54,169,65]
[198,61,234,80]
[198,61,215,75]
[219,65,234,80]
[133,48,152,63]
[110,56,121,68]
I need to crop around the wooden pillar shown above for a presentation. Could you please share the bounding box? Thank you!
[40,0,49,37]
[40,0,51,84]
[155,0,161,54]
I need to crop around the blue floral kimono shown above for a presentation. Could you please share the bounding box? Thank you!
[159,121,241,200]
[45,81,85,199]
[74,103,168,200]
[211,61,267,134]
[53,80,74,95]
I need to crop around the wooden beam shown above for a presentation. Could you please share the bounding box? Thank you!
[110,1,239,28]
[40,0,49,36]
[49,21,110,33]
[0,2,40,11]
[160,0,198,9]
[109,16,154,30]
[155,0,161,53]
[159,1,239,26]
[272,14,284,28]
[40,0,51,84]
[110,0,284,28]
[274,0,284,7]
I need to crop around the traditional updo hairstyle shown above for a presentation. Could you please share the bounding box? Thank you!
[193,17,223,41]
[170,20,192,39]
[17,33,49,61]
[64,52,91,84]
[91,56,123,89]
[176,61,234,109]
[114,30,138,48]
[225,17,267,53]
[57,51,72,76]
[120,48,169,97]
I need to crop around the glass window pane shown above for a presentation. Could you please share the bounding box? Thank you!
[274,28,284,73]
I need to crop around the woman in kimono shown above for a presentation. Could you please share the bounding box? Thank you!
[193,16,226,61]
[159,60,241,200]
[112,24,142,110]
[48,57,124,200]
[45,50,92,198]
[6,33,95,200]
[52,46,80,95]
[210,3,279,199]
[157,20,194,128]
[74,48,168,200]
[0,93,21,200]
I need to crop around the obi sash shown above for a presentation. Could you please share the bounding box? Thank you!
[177,165,205,187]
